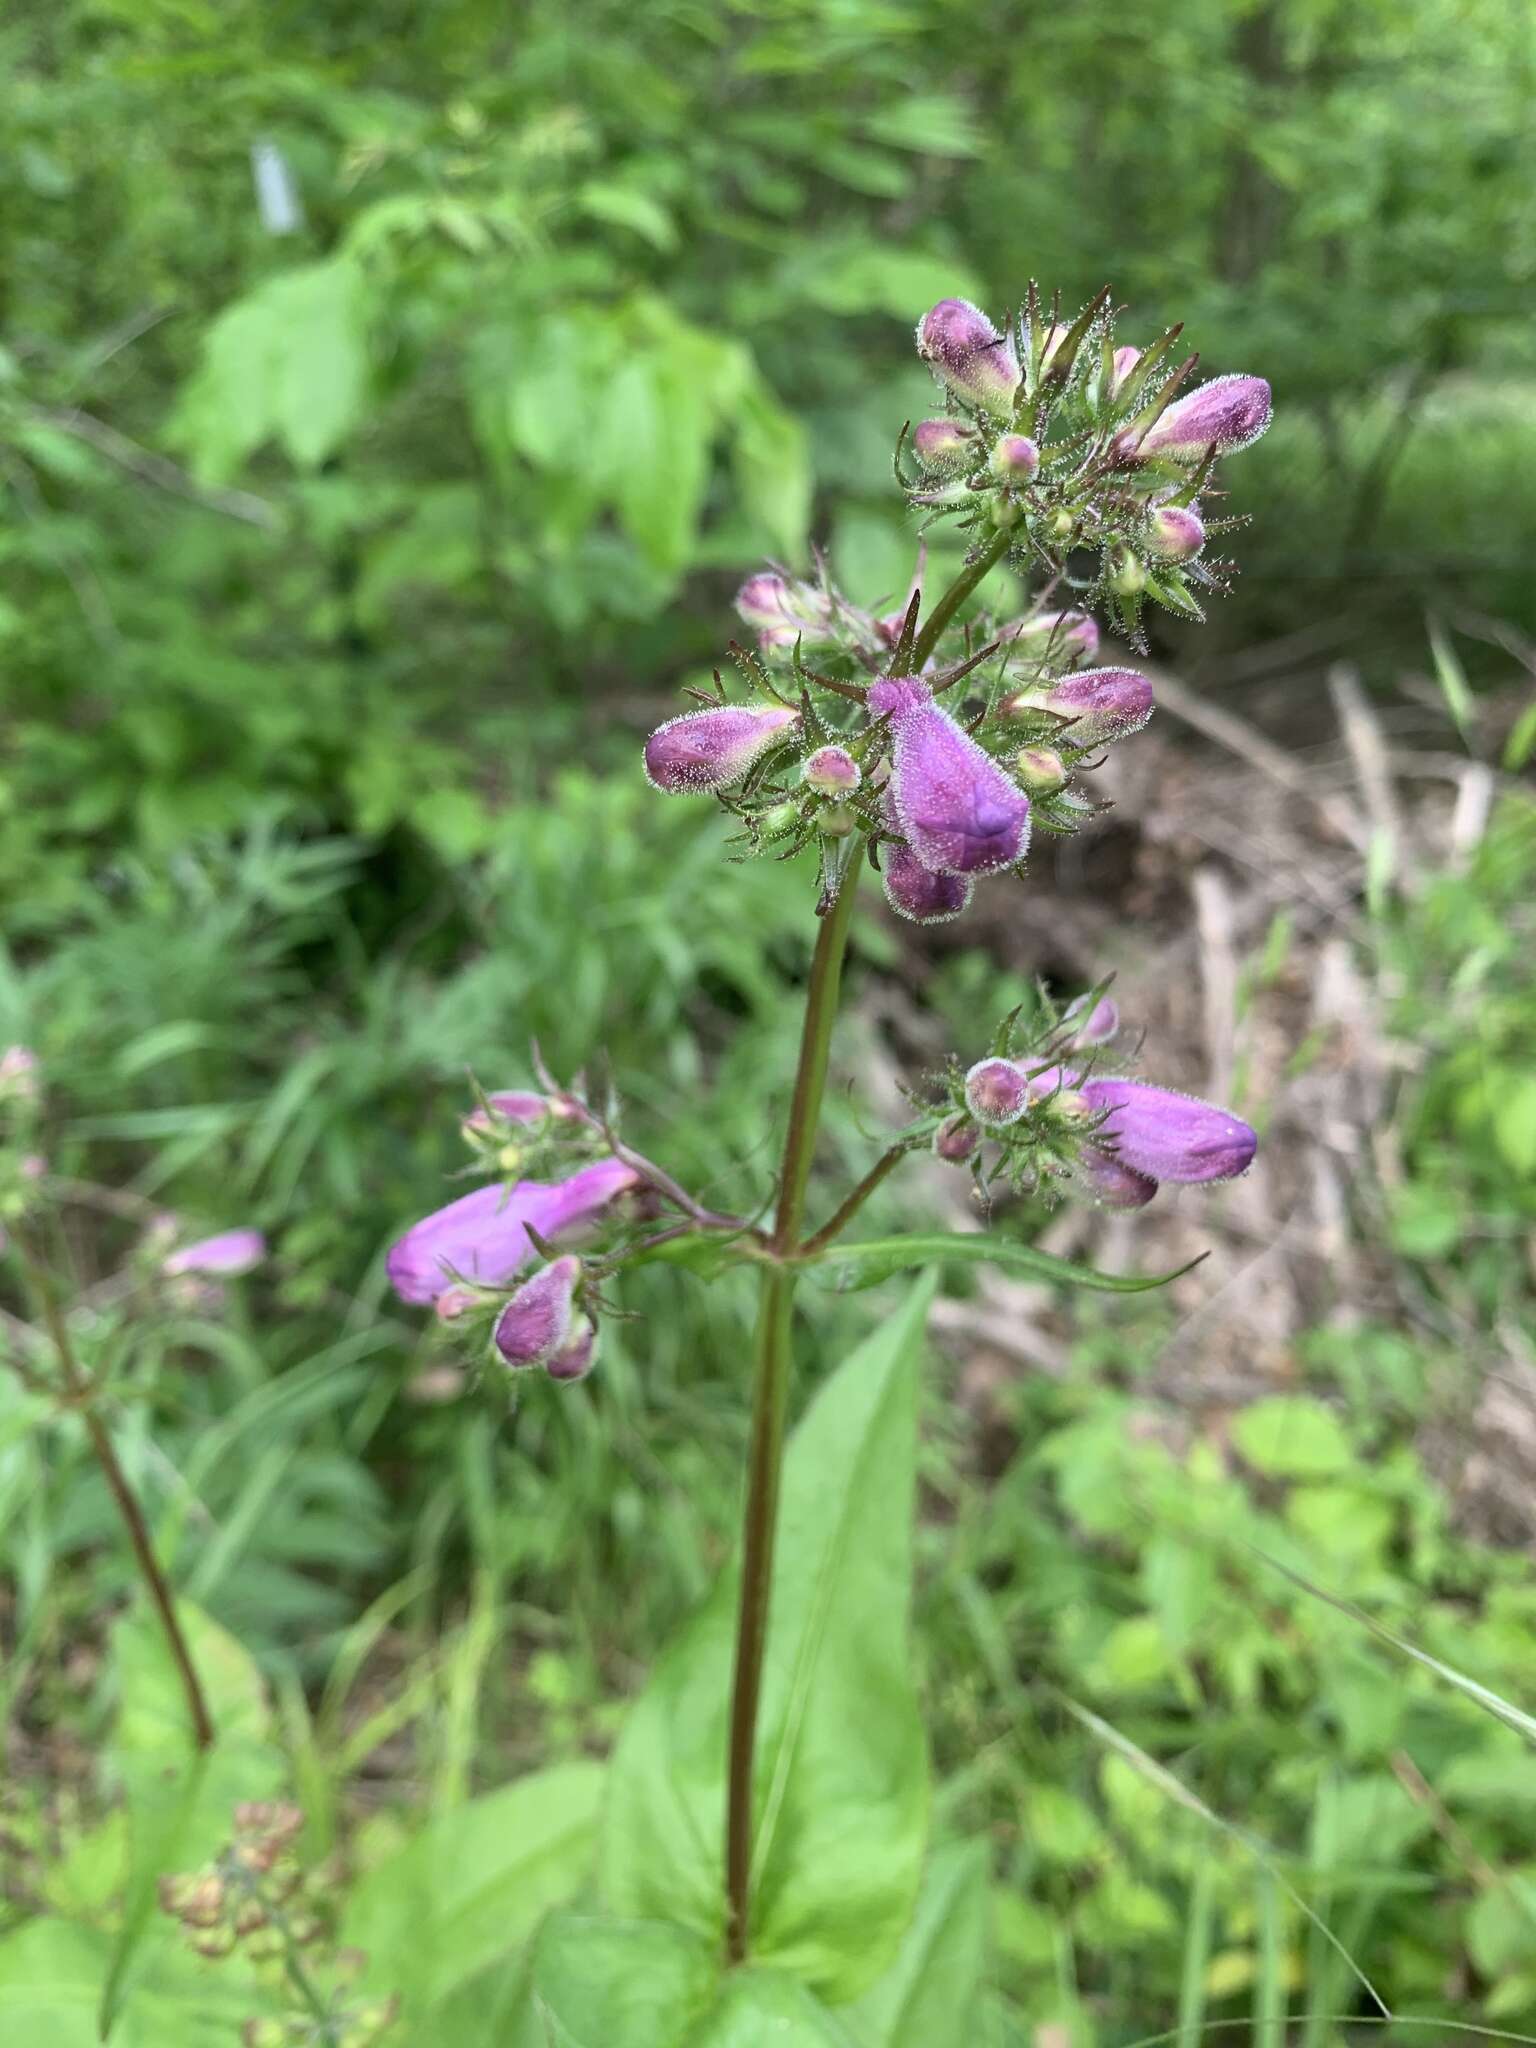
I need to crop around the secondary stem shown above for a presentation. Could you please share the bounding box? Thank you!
[723,849,862,1965]
[17,1236,215,1751]
[910,526,1012,670]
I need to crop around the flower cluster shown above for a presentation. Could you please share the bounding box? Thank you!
[924,993,1256,1211]
[160,1804,399,2047]
[385,1081,656,1389]
[643,287,1270,924]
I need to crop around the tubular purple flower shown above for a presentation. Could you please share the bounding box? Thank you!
[1038,668,1154,749]
[965,1057,1031,1128]
[912,419,975,468]
[1134,375,1272,463]
[881,842,972,924]
[990,434,1039,482]
[1147,504,1205,560]
[387,1159,638,1306]
[801,745,862,796]
[1079,1079,1257,1184]
[873,679,1031,876]
[916,299,1021,420]
[492,1255,581,1370]
[999,611,1101,665]
[643,705,799,795]
[1074,1146,1159,1209]
[163,1229,267,1278]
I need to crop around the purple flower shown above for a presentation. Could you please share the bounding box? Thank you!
[493,1255,581,1369]
[163,1229,267,1278]
[547,1320,598,1382]
[912,419,975,468]
[387,1159,638,1306]
[643,705,799,795]
[965,1058,1030,1128]
[1147,504,1205,560]
[998,611,1100,664]
[801,745,862,796]
[1080,1079,1257,1184]
[1134,374,1272,462]
[916,300,1021,419]
[990,434,1039,481]
[1040,667,1154,748]
[873,679,1031,876]
[463,1089,560,1136]
[881,842,973,924]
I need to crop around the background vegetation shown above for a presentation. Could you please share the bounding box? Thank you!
[3,0,1536,2040]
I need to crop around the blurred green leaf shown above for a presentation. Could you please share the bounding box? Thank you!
[807,1232,1203,1294]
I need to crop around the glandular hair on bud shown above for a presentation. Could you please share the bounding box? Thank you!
[990,434,1039,482]
[1013,746,1067,795]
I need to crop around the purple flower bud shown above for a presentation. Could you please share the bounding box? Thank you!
[1065,995,1119,1046]
[934,1115,979,1163]
[912,419,975,468]
[1135,375,1272,463]
[916,299,1021,420]
[547,1319,598,1382]
[1074,1146,1159,1209]
[1079,1079,1257,1184]
[878,682,1031,876]
[1013,746,1066,796]
[1147,503,1205,560]
[1109,345,1142,396]
[801,744,862,796]
[463,1090,556,1137]
[387,1160,637,1306]
[435,1285,480,1322]
[163,1229,267,1278]
[643,705,798,795]
[881,841,973,924]
[990,434,1039,481]
[1041,668,1154,748]
[964,1057,1031,1128]
[492,1254,581,1370]
[999,610,1101,665]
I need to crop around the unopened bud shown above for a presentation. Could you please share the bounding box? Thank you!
[734,574,835,640]
[1074,1146,1159,1210]
[934,1115,979,1164]
[1013,747,1067,796]
[987,494,1021,529]
[1064,995,1119,1046]
[1048,507,1075,540]
[1112,553,1147,597]
[1108,345,1142,397]
[643,705,799,795]
[192,1925,238,1960]
[990,434,1039,482]
[819,803,857,838]
[801,745,861,797]
[912,419,975,468]
[1147,503,1205,559]
[546,1318,598,1382]
[1132,374,1272,463]
[916,299,1021,420]
[1044,668,1154,748]
[999,610,1100,664]
[964,1058,1031,1129]
[493,1256,581,1370]
[759,800,800,836]
[1052,1089,1093,1126]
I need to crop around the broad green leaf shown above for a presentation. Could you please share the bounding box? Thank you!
[603,1280,934,2001]
[528,1916,718,2047]
[803,1232,1202,1295]
[1494,1072,1536,1176]
[339,1762,604,2023]
[0,1917,277,2047]
[267,259,369,469]
[578,182,678,252]
[862,96,982,159]
[842,1842,989,2048]
[1231,1397,1352,1479]
[105,1602,285,2037]
[693,1968,856,2044]
[604,354,711,575]
[781,242,983,319]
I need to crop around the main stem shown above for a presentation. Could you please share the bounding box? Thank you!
[19,1238,215,1750]
[723,854,861,1965]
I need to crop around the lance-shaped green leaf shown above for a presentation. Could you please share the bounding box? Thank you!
[800,1232,1203,1295]
[602,1279,934,2000]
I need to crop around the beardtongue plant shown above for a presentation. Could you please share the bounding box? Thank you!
[379,287,1270,2037]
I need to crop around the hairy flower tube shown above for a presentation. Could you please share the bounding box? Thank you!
[644,705,800,795]
[387,1160,637,1306]
[1080,1078,1257,1185]
[872,678,1031,877]
[915,298,1021,418]
[1132,373,1272,462]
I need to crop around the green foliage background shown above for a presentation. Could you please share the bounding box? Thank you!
[4,1,1536,2041]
